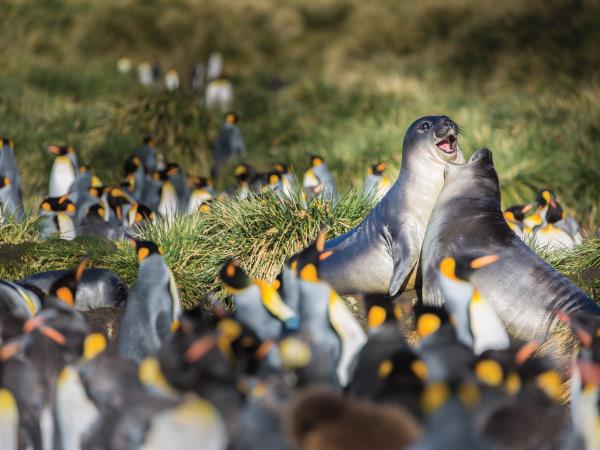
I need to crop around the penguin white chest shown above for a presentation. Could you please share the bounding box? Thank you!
[49,157,75,197]
[159,182,179,219]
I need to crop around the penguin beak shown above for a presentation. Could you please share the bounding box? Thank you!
[470,255,499,269]
[184,335,216,363]
[48,145,61,155]
[522,204,533,213]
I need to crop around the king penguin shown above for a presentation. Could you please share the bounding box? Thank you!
[187,176,215,213]
[534,196,577,251]
[39,195,77,240]
[302,155,338,204]
[295,232,366,386]
[0,138,23,221]
[213,112,246,178]
[363,162,392,201]
[117,240,182,363]
[0,175,22,222]
[438,253,510,355]
[48,145,78,197]
[134,136,158,174]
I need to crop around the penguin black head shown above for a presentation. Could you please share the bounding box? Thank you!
[48,258,88,306]
[439,253,500,283]
[220,259,252,291]
[133,240,163,262]
[86,204,106,219]
[78,165,91,174]
[131,203,155,223]
[87,186,105,198]
[0,174,11,188]
[545,200,564,224]
[233,164,254,181]
[198,200,212,213]
[48,145,75,156]
[165,162,180,177]
[267,171,281,185]
[369,162,387,176]
[0,138,14,148]
[309,155,324,167]
[364,294,402,330]
[124,155,142,175]
[535,189,557,208]
[189,175,211,189]
[296,231,332,282]
[274,163,289,175]
[224,112,239,124]
[142,135,154,146]
[40,195,76,214]
[473,348,524,396]
[504,204,531,222]
[420,380,482,415]
[413,302,450,339]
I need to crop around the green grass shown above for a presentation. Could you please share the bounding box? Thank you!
[0,0,599,307]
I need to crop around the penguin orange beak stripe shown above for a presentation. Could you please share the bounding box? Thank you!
[319,250,333,261]
[515,340,541,365]
[522,204,533,213]
[23,315,45,334]
[256,340,275,359]
[0,341,21,361]
[39,326,66,346]
[185,335,216,363]
[470,255,500,269]
[577,360,600,386]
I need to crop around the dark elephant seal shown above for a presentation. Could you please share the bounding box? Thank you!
[321,115,465,296]
[420,148,600,340]
[20,268,127,311]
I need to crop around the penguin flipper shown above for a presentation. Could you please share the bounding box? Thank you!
[388,229,419,297]
[419,270,445,307]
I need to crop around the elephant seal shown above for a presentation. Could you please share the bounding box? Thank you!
[420,148,600,340]
[320,115,465,295]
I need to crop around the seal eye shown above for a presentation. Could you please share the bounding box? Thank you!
[419,121,432,132]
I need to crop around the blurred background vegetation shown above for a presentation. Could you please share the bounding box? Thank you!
[0,0,599,304]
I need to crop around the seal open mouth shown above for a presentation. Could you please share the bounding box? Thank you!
[435,134,458,154]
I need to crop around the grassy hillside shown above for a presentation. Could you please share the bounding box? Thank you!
[0,0,599,306]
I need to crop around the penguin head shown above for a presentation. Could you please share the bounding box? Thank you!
[405,115,461,163]
[413,302,450,339]
[536,189,557,208]
[48,258,88,307]
[133,240,163,263]
[87,186,105,198]
[224,112,239,124]
[129,203,156,224]
[267,171,281,186]
[364,294,403,330]
[233,164,254,182]
[0,174,11,188]
[376,348,428,388]
[48,144,75,157]
[198,200,212,213]
[124,155,142,175]
[504,204,531,223]
[473,349,525,396]
[309,155,324,167]
[39,195,76,214]
[189,175,212,189]
[518,356,565,402]
[142,135,155,147]
[165,162,180,177]
[368,162,387,176]
[296,231,332,283]
[438,253,499,307]
[86,203,106,220]
[220,259,252,291]
[0,137,14,149]
[545,200,564,224]
[274,163,289,175]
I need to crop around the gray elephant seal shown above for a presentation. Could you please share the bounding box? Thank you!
[420,148,600,340]
[320,116,465,296]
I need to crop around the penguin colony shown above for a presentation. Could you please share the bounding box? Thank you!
[0,97,598,449]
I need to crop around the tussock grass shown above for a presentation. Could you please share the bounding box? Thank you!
[0,192,374,308]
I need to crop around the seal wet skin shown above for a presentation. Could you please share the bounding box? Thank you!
[420,148,600,341]
[320,116,464,296]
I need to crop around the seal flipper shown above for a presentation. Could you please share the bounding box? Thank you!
[388,229,419,297]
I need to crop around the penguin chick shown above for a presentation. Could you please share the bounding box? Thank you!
[117,240,181,362]
[438,254,509,354]
[48,145,78,197]
[302,155,337,204]
[286,386,422,450]
[363,162,391,201]
[39,195,77,240]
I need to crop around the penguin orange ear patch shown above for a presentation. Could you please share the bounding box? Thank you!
[56,287,74,305]
[66,203,76,213]
[226,261,236,278]
[475,359,503,386]
[272,279,281,291]
[41,201,52,211]
[411,359,428,381]
[84,333,107,360]
[421,382,449,415]
[417,313,441,338]
[378,359,393,378]
[138,247,150,262]
[376,162,387,172]
[458,382,481,409]
[536,370,564,401]
[368,306,387,329]
[439,257,457,280]
[299,263,318,282]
